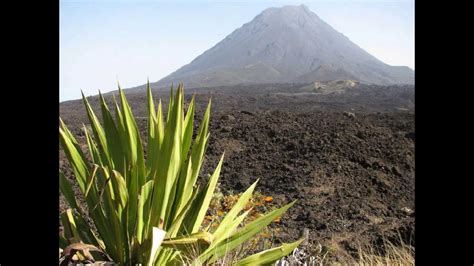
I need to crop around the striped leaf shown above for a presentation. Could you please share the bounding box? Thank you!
[235,239,304,266]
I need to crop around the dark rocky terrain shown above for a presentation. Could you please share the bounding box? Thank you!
[60,83,414,261]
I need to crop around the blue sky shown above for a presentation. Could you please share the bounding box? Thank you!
[60,0,414,102]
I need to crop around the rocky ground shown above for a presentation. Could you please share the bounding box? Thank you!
[60,83,415,262]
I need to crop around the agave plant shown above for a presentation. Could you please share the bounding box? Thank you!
[59,82,302,265]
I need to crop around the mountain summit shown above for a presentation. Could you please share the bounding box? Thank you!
[154,5,414,88]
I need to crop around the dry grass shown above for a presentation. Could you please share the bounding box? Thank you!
[325,236,414,266]
[352,240,414,266]
[273,234,414,266]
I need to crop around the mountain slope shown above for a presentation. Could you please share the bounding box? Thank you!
[152,4,413,89]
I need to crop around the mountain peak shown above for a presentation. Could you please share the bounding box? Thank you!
[257,4,318,24]
[283,4,311,13]
[155,5,414,88]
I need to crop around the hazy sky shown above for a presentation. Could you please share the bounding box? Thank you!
[60,0,414,102]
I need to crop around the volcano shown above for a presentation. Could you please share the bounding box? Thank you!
[152,4,414,89]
